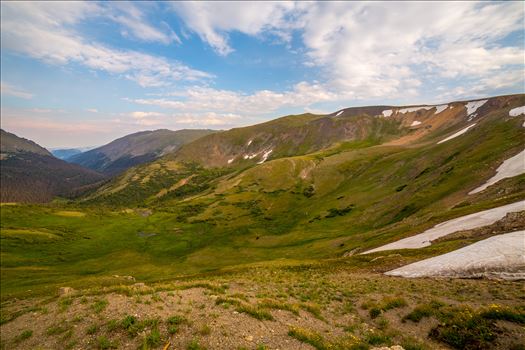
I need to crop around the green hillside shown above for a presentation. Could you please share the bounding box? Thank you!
[1,94,523,297]
[1,95,524,349]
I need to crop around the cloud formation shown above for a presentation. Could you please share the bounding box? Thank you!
[0,1,210,87]
[0,82,33,99]
[173,1,524,99]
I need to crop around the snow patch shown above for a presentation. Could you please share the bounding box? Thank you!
[247,139,253,146]
[361,200,525,254]
[410,120,422,127]
[257,149,273,164]
[382,110,393,117]
[385,231,525,280]
[227,158,234,164]
[437,124,476,144]
[509,106,525,117]
[469,149,525,194]
[434,104,448,114]
[465,99,488,116]
[335,110,344,117]
[398,106,432,114]
[243,153,258,159]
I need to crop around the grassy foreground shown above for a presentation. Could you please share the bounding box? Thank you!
[1,259,524,350]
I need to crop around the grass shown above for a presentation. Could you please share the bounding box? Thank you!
[288,327,331,350]
[236,304,274,321]
[14,329,33,343]
[187,339,207,350]
[0,103,524,348]
[92,299,108,313]
[1,113,523,301]
[97,336,118,349]
[87,324,99,335]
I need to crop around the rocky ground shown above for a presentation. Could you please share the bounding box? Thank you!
[1,264,524,350]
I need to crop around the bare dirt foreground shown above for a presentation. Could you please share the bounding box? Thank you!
[1,264,524,350]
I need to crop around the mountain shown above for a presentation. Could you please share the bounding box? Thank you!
[0,130,106,203]
[86,94,525,208]
[1,95,524,350]
[0,129,51,156]
[51,148,83,160]
[67,129,217,175]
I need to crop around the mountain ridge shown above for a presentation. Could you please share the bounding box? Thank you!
[0,130,106,203]
[68,128,217,175]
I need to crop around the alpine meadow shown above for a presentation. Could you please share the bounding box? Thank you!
[0,2,524,350]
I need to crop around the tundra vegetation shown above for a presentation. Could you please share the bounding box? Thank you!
[1,95,524,348]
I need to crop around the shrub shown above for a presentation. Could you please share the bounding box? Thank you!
[369,307,381,319]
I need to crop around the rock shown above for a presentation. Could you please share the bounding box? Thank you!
[343,248,360,257]
[370,256,384,262]
[245,335,253,342]
[58,287,75,296]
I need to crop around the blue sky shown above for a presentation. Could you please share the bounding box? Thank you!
[1,1,524,148]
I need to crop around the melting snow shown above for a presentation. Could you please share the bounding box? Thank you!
[382,110,393,117]
[509,106,525,117]
[361,200,525,254]
[243,153,258,159]
[469,149,525,195]
[257,149,273,164]
[398,106,432,113]
[247,139,253,146]
[434,104,448,114]
[227,158,234,164]
[410,120,422,127]
[437,124,476,144]
[385,231,525,280]
[465,99,488,116]
[335,110,344,117]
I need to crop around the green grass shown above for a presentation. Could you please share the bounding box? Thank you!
[1,110,524,303]
[288,327,331,350]
[14,329,33,343]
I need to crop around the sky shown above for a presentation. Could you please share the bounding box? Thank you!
[1,1,524,148]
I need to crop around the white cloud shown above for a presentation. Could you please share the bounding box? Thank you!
[86,108,98,113]
[172,1,524,99]
[128,82,338,117]
[170,1,299,55]
[0,1,209,87]
[106,2,181,44]
[0,81,34,99]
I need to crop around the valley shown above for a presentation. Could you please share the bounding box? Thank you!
[1,94,524,349]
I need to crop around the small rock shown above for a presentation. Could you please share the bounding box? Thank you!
[58,287,75,296]
[245,335,253,342]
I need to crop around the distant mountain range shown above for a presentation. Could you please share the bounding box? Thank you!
[50,147,96,160]
[0,129,106,203]
[67,129,217,175]
[2,94,524,205]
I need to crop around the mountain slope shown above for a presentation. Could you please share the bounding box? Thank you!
[68,129,216,175]
[88,94,524,207]
[164,95,519,168]
[0,129,51,156]
[0,130,106,203]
